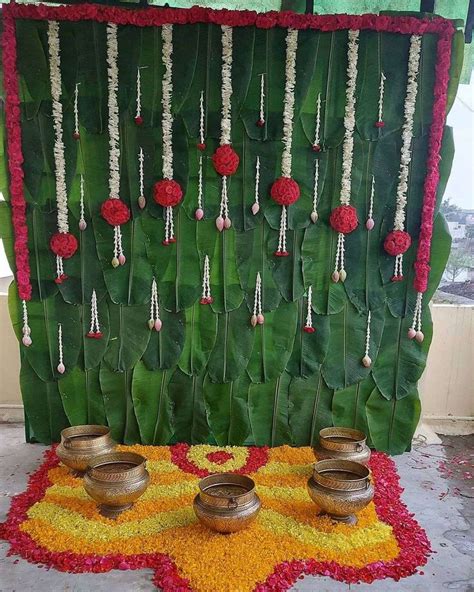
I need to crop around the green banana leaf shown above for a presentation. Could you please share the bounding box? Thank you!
[0,202,15,272]
[131,361,173,444]
[142,308,186,371]
[168,369,211,444]
[58,366,107,426]
[178,302,218,376]
[331,375,376,446]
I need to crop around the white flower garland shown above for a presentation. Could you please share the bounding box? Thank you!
[366,175,375,230]
[73,82,80,138]
[195,155,204,220]
[362,310,372,367]
[258,73,265,125]
[377,72,386,124]
[148,277,162,331]
[201,255,212,304]
[199,90,205,146]
[138,147,145,209]
[161,24,174,180]
[220,25,233,146]
[106,23,120,199]
[252,156,260,215]
[57,323,65,374]
[21,300,32,347]
[409,292,424,342]
[87,289,102,338]
[251,272,264,326]
[304,285,315,333]
[79,174,86,231]
[311,159,319,223]
[281,29,298,179]
[313,92,321,150]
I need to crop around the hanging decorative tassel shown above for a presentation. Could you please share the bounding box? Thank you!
[366,175,375,230]
[200,255,213,304]
[73,82,80,140]
[312,92,321,152]
[135,66,146,126]
[153,24,183,245]
[195,155,204,220]
[256,73,265,127]
[48,21,78,283]
[408,292,424,342]
[310,159,319,223]
[78,174,87,231]
[362,311,372,367]
[216,176,231,231]
[252,156,260,215]
[197,90,206,151]
[271,29,300,257]
[57,323,65,374]
[148,277,162,331]
[303,285,315,333]
[329,30,359,281]
[86,289,102,339]
[101,23,130,267]
[137,147,146,209]
[250,272,264,326]
[384,36,421,281]
[375,72,386,128]
[21,300,32,347]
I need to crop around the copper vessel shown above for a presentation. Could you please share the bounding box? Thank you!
[193,473,261,533]
[84,451,149,519]
[313,427,371,466]
[56,425,115,475]
[307,459,374,525]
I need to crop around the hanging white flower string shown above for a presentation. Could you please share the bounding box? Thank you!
[135,66,146,126]
[362,311,372,367]
[197,90,206,151]
[73,82,80,140]
[148,277,162,331]
[366,175,375,230]
[200,255,213,305]
[312,92,322,152]
[153,24,183,245]
[79,174,87,231]
[408,292,424,342]
[195,155,204,221]
[101,23,131,268]
[383,35,421,281]
[57,323,65,374]
[303,285,315,333]
[212,25,239,231]
[375,72,386,128]
[311,159,319,223]
[257,73,265,127]
[47,21,78,283]
[137,147,146,209]
[270,29,300,256]
[87,289,102,339]
[329,29,360,283]
[250,272,264,326]
[21,300,32,347]
[252,156,261,215]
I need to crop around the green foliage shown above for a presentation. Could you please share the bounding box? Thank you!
[0,18,461,453]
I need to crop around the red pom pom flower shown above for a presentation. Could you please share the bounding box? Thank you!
[270,177,300,206]
[384,230,412,256]
[101,198,131,226]
[212,144,239,176]
[50,232,78,259]
[329,205,359,234]
[153,179,183,207]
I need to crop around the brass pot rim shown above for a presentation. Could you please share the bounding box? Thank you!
[313,459,371,491]
[319,427,367,452]
[60,425,111,450]
[87,451,147,482]
[198,473,257,508]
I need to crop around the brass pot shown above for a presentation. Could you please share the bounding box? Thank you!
[313,427,371,466]
[84,451,149,519]
[307,459,374,525]
[193,473,261,533]
[56,425,116,475]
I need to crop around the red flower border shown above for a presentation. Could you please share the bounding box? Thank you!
[2,3,455,302]
[0,447,431,590]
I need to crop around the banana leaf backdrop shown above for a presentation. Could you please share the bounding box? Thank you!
[0,11,463,453]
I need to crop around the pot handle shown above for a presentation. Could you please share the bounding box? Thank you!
[356,443,364,452]
[63,437,72,449]
[227,497,238,510]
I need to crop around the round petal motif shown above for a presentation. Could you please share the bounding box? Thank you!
[153,179,183,207]
[384,230,412,256]
[49,232,78,259]
[212,144,239,176]
[329,205,359,234]
[100,198,131,226]
[270,176,300,206]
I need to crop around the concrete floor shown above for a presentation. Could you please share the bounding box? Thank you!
[0,423,473,592]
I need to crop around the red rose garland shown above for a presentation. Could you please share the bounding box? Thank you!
[212,144,239,177]
[101,198,131,226]
[329,204,359,234]
[49,232,78,260]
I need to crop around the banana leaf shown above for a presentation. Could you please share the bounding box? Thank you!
[142,308,185,370]
[20,357,70,444]
[81,295,110,371]
[178,302,218,376]
[366,386,421,454]
[168,369,211,444]
[0,202,15,272]
[331,375,376,446]
[58,366,106,426]
[99,363,140,444]
[131,361,173,444]
[288,371,333,446]
[203,373,251,446]
[270,229,305,303]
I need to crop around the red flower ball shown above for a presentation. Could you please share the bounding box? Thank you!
[375,121,385,128]
[197,142,206,151]
[329,205,359,234]
[49,232,78,259]
[134,116,143,126]
[256,119,265,128]
[153,179,183,207]
[270,177,300,206]
[384,230,412,256]
[212,144,239,176]
[101,198,131,226]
